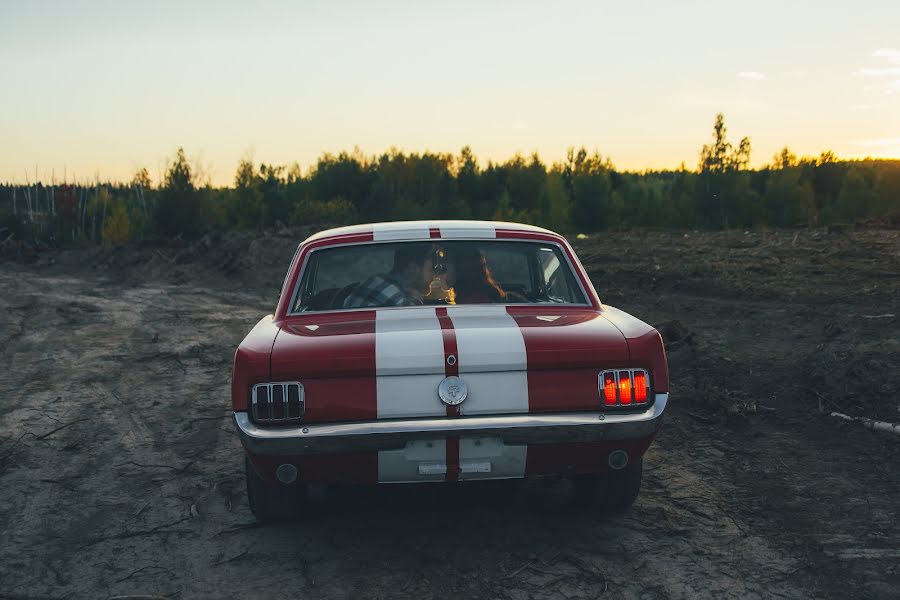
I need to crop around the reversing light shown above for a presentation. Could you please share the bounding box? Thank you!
[602,372,617,405]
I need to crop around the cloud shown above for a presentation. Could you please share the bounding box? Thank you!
[737,71,765,80]
[873,48,900,64]
[854,49,900,95]
[848,104,873,111]
[856,137,900,148]
[858,67,900,76]
[851,133,900,159]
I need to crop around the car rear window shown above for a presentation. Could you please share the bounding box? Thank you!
[292,240,587,312]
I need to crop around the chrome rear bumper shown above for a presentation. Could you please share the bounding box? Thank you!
[234,393,668,456]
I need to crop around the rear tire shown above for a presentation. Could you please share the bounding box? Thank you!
[245,457,306,523]
[573,458,642,513]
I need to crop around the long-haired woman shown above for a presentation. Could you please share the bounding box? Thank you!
[446,244,506,304]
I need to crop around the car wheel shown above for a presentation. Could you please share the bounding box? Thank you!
[245,456,306,523]
[573,458,642,513]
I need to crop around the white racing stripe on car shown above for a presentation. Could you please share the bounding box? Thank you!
[376,305,529,482]
[447,306,529,415]
[372,222,431,241]
[376,307,447,482]
[439,223,496,238]
[375,307,445,417]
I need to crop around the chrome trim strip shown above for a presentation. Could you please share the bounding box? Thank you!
[235,393,668,456]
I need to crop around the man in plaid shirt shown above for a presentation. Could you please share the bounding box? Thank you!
[343,243,435,308]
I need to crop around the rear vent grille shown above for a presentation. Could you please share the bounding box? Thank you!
[600,369,651,407]
[251,382,304,423]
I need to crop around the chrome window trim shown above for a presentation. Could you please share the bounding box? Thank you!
[286,238,592,316]
[279,245,303,298]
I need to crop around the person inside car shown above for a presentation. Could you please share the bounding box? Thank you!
[444,244,507,304]
[342,243,435,308]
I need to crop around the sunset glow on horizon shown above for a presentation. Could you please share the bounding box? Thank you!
[1,0,899,186]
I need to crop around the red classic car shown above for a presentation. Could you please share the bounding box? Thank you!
[233,221,669,522]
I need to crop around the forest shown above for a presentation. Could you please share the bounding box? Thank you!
[1,114,898,245]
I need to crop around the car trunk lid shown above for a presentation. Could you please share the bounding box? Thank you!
[271,306,629,421]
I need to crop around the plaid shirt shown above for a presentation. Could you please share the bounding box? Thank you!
[342,274,422,309]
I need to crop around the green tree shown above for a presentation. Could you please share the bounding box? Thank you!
[504,153,546,219]
[291,196,358,225]
[763,148,814,226]
[775,147,797,169]
[102,201,131,244]
[542,170,571,232]
[154,147,206,238]
[131,167,152,190]
[834,165,878,221]
[456,146,481,214]
[668,165,697,228]
[563,148,614,231]
[229,158,266,228]
[259,163,291,225]
[697,114,753,228]
[491,190,531,223]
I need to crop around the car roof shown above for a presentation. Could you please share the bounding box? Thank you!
[303,220,559,244]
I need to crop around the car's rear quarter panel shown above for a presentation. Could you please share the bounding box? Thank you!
[231,315,280,412]
[599,304,670,393]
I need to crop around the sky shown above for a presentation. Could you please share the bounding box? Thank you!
[1,0,898,186]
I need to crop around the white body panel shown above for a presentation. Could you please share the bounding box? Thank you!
[372,222,431,241]
[439,223,496,238]
[375,308,445,418]
[449,306,529,415]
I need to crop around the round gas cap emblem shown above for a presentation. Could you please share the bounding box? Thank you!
[438,376,468,406]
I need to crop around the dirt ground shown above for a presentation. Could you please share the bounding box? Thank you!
[1,225,898,600]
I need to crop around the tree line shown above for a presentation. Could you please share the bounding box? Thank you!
[1,114,898,245]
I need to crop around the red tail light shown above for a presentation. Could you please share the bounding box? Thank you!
[633,371,648,402]
[598,369,651,407]
[602,372,617,405]
[618,371,632,404]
